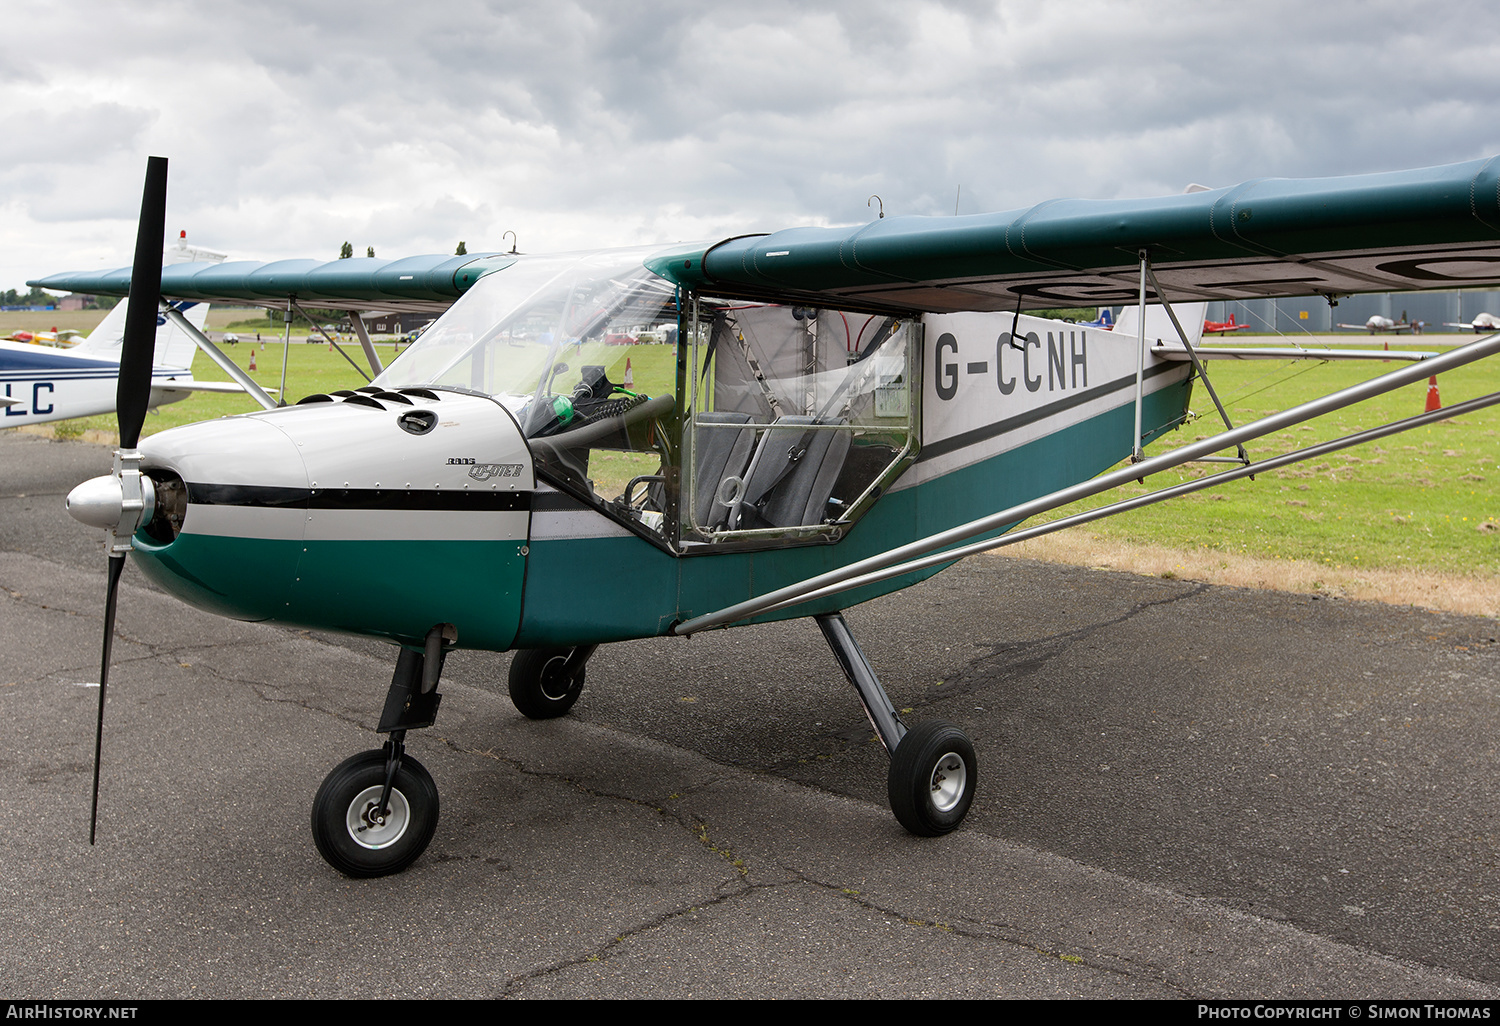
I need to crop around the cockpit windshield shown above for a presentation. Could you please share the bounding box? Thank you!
[375,246,681,433]
[374,246,684,541]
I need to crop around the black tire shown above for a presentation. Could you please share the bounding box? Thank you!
[508,648,585,719]
[887,720,976,837]
[311,749,439,878]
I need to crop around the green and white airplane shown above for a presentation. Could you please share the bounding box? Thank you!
[42,155,1500,877]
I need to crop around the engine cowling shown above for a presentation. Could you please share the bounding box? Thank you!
[126,389,534,651]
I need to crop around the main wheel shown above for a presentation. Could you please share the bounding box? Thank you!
[508,648,585,719]
[311,749,439,877]
[887,720,977,837]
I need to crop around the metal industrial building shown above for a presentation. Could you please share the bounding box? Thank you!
[1198,289,1500,334]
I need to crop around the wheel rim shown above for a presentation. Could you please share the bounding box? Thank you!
[539,656,573,701]
[929,752,967,813]
[345,785,411,850]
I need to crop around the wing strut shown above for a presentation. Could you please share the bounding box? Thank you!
[158,302,278,411]
[347,314,385,377]
[289,299,373,384]
[673,330,1500,636]
[1141,255,1249,469]
[1133,250,1147,460]
[732,387,1500,621]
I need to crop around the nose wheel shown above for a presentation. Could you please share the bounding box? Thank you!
[311,746,439,877]
[312,629,451,877]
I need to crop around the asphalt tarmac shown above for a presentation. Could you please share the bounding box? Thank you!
[2,428,1497,999]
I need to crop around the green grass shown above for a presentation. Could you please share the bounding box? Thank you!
[0,310,109,334]
[1035,341,1499,576]
[0,307,268,335]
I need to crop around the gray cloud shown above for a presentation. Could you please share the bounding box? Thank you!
[10,0,1500,288]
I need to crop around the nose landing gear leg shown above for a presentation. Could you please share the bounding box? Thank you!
[310,625,453,877]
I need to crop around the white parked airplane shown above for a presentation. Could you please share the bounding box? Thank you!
[1338,314,1413,334]
[1,236,261,427]
[1445,312,1500,333]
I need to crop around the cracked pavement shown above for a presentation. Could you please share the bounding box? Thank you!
[2,429,1498,999]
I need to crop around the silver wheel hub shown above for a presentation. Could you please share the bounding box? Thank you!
[346,786,411,850]
[540,658,572,701]
[929,752,967,813]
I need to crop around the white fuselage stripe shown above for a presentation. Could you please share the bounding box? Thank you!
[183,504,530,542]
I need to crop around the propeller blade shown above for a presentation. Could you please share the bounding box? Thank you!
[117,156,168,450]
[88,156,167,843]
[89,554,127,845]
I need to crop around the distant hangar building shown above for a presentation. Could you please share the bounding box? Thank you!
[1199,288,1500,333]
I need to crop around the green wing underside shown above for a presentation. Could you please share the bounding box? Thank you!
[33,157,1500,314]
[30,252,519,314]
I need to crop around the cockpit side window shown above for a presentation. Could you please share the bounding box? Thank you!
[681,297,919,548]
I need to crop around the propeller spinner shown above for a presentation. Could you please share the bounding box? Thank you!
[65,155,169,843]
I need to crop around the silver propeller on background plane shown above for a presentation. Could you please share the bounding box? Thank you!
[64,156,168,844]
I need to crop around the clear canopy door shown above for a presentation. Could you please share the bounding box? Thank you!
[681,298,918,546]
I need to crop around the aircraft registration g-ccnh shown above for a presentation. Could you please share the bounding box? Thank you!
[36,155,1500,877]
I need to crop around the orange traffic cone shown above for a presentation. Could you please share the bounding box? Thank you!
[623,357,634,389]
[1425,375,1441,412]
[249,349,257,371]
[1382,340,1389,362]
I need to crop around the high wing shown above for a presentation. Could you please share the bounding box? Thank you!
[30,156,1500,319]
[31,253,519,314]
[656,156,1500,313]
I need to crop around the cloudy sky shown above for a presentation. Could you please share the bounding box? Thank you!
[5,0,1500,291]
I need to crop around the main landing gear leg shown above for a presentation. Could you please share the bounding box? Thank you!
[310,624,453,877]
[815,612,977,837]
